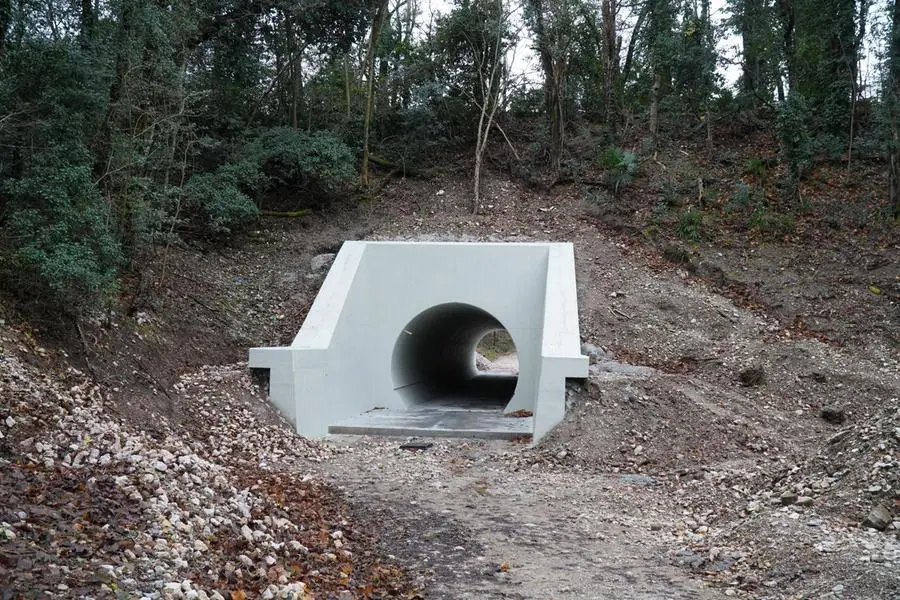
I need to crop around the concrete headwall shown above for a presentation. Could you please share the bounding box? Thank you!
[249,241,588,441]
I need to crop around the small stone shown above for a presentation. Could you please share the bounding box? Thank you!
[796,496,814,506]
[5,416,15,427]
[162,582,184,599]
[580,343,604,359]
[780,491,798,505]
[862,504,892,531]
[338,592,353,600]
[241,524,254,543]
[154,461,168,472]
[820,406,846,424]
[310,253,336,273]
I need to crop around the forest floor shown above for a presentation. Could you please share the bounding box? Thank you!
[1,136,898,599]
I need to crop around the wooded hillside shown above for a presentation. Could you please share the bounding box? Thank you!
[0,0,896,314]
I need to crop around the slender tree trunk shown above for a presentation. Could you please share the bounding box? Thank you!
[0,0,12,55]
[473,0,507,213]
[291,52,303,129]
[344,53,352,122]
[777,0,795,91]
[361,0,389,188]
[79,0,95,45]
[621,3,648,84]
[601,0,618,135]
[649,71,661,149]
[889,0,900,218]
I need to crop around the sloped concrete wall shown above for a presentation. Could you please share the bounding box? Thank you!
[249,241,587,442]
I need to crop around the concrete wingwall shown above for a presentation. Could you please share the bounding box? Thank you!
[250,241,588,442]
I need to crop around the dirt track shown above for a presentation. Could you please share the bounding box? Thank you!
[310,174,899,599]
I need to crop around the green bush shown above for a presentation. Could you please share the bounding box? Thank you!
[0,165,121,309]
[744,158,767,179]
[182,172,259,235]
[599,146,638,196]
[725,183,755,213]
[677,209,703,241]
[179,128,355,236]
[242,128,355,195]
[748,207,795,236]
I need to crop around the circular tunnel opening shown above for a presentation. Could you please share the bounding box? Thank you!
[474,330,519,375]
[391,303,519,409]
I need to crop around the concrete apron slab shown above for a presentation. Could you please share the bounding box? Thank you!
[328,407,533,441]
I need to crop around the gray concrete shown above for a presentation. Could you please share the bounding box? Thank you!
[328,407,533,440]
[249,241,587,443]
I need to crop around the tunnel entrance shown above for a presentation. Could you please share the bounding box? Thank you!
[391,303,519,409]
[475,330,519,375]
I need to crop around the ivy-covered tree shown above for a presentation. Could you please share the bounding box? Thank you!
[888,0,900,218]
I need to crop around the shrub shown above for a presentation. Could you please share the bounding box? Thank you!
[0,164,121,309]
[599,146,638,196]
[182,172,259,236]
[241,128,355,196]
[677,209,703,241]
[748,207,795,236]
[744,158,767,179]
[725,183,755,213]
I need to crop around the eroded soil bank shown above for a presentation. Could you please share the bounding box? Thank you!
[1,168,897,599]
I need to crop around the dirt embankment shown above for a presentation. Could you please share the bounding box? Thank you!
[1,145,898,599]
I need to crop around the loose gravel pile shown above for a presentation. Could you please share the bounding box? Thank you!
[0,341,416,600]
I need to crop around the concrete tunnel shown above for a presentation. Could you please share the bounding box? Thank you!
[248,241,588,442]
[390,302,518,408]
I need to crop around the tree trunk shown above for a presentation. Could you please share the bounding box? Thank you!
[777,0,795,91]
[361,0,389,188]
[0,0,11,55]
[601,0,618,135]
[344,53,352,122]
[649,71,661,149]
[79,0,95,45]
[473,0,507,213]
[528,0,566,176]
[889,0,900,218]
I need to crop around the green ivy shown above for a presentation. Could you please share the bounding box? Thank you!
[1,165,121,309]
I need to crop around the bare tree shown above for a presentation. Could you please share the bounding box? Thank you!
[361,0,390,188]
[471,0,518,213]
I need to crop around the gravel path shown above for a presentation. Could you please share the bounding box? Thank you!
[322,437,720,600]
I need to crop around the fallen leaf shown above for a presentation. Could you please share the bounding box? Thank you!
[505,409,533,418]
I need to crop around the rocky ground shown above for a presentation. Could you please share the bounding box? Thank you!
[0,350,415,599]
[1,162,898,599]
